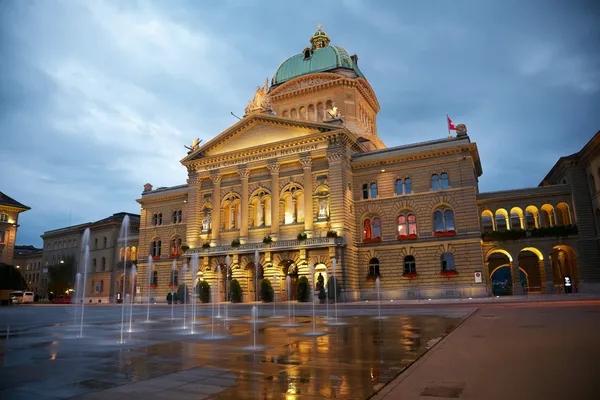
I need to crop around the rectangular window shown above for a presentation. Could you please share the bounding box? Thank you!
[0,231,5,243]
[362,184,369,200]
[370,183,378,199]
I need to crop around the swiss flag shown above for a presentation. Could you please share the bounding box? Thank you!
[447,116,456,131]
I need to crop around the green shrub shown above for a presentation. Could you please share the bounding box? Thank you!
[318,286,327,301]
[326,230,338,238]
[263,236,273,244]
[327,276,341,302]
[231,239,241,247]
[166,292,173,304]
[260,278,274,302]
[198,280,210,303]
[230,279,243,303]
[297,276,309,302]
[297,232,308,241]
[202,242,211,249]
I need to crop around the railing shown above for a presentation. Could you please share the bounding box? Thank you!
[187,236,344,255]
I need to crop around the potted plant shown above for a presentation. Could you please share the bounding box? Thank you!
[297,232,308,241]
[260,278,274,303]
[297,276,309,302]
[230,279,243,303]
[326,230,338,238]
[263,236,273,244]
[402,272,419,279]
[440,270,459,277]
[198,280,210,303]
[397,234,418,240]
[231,239,241,248]
[366,272,380,281]
[181,243,190,252]
[202,242,211,249]
[166,292,173,304]
[434,230,456,237]
[152,255,160,260]
[177,284,190,304]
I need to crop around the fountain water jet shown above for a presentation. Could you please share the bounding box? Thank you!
[373,276,388,320]
[216,265,221,318]
[182,263,188,329]
[146,256,152,323]
[128,264,136,333]
[79,228,91,338]
[73,272,81,327]
[170,260,177,320]
[225,255,230,321]
[281,275,300,327]
[304,264,326,337]
[328,258,346,326]
[118,215,130,343]
[254,250,259,313]
[191,254,198,332]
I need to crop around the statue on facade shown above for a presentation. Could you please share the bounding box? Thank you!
[184,138,202,153]
[327,106,342,119]
[317,272,325,291]
[319,200,328,217]
[244,78,272,115]
[202,215,211,230]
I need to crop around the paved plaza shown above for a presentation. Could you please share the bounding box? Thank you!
[1,297,599,399]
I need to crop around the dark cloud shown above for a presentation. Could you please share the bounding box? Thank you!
[1,0,598,246]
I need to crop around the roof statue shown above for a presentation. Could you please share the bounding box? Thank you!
[327,105,342,120]
[244,78,272,116]
[184,138,202,153]
[456,124,467,136]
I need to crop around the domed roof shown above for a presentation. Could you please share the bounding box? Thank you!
[272,26,365,87]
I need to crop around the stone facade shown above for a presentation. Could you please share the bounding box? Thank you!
[0,192,30,266]
[13,245,46,299]
[135,29,598,303]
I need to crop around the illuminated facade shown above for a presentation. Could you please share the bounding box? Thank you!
[136,28,599,301]
[0,191,30,266]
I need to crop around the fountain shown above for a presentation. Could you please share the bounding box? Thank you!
[170,260,177,320]
[79,228,91,338]
[374,276,388,320]
[254,250,259,308]
[225,255,230,321]
[73,272,81,327]
[128,264,136,333]
[146,256,152,323]
[251,305,257,348]
[272,273,278,318]
[118,215,130,344]
[328,258,346,326]
[182,263,188,329]
[281,275,300,327]
[191,254,198,332]
[216,265,222,318]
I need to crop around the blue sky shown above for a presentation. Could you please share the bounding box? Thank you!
[1,0,599,246]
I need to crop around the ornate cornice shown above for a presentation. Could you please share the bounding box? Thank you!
[351,145,476,171]
[138,191,187,205]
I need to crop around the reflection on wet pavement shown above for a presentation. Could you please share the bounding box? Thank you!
[0,306,466,399]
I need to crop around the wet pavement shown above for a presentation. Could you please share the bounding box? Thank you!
[0,304,470,399]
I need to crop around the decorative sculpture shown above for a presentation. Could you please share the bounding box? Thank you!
[327,106,342,119]
[244,78,272,115]
[184,138,202,152]
[456,124,467,136]
[143,183,153,192]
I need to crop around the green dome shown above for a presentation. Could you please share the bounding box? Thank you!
[272,28,365,86]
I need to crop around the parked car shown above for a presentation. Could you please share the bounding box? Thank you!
[9,291,34,304]
[51,295,71,304]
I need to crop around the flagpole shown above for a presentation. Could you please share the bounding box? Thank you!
[446,114,451,138]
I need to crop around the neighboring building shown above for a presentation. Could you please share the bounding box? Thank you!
[41,212,140,303]
[0,191,30,265]
[13,245,46,299]
[135,27,598,302]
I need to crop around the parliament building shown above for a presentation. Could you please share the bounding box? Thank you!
[135,27,600,302]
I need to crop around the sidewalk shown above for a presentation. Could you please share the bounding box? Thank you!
[372,300,600,399]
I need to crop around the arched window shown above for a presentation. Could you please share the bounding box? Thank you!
[368,258,380,277]
[152,213,158,226]
[158,213,162,225]
[308,104,315,121]
[397,213,417,236]
[316,102,324,121]
[291,108,297,119]
[299,106,306,120]
[363,215,382,241]
[440,173,449,189]
[431,174,440,190]
[151,239,161,257]
[404,178,412,194]
[525,206,538,229]
[170,237,182,257]
[125,247,132,261]
[131,246,137,261]
[94,238,98,249]
[172,211,177,223]
[370,182,378,199]
[223,193,241,230]
[510,208,523,230]
[119,247,125,261]
[92,258,97,271]
[103,237,107,248]
[178,210,182,223]
[250,189,271,227]
[540,204,555,227]
[495,210,508,231]
[589,174,597,195]
[556,203,571,225]
[171,270,179,286]
[403,256,416,274]
[434,208,455,233]
[282,110,289,117]
[395,179,403,195]
[481,211,494,232]
[441,253,455,271]
[101,257,106,272]
[282,184,304,224]
[152,270,158,286]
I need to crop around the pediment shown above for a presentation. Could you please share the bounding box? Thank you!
[182,114,340,162]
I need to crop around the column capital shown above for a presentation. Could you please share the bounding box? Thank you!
[186,173,201,186]
[299,154,313,169]
[210,172,222,183]
[267,162,280,174]
[238,166,250,179]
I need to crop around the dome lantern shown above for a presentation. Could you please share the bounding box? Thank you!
[310,24,331,50]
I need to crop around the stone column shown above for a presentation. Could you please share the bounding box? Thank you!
[210,172,222,245]
[268,162,280,240]
[511,261,523,295]
[185,172,201,249]
[300,154,314,237]
[238,167,250,244]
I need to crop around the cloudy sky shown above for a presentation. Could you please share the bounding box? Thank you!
[1,0,599,246]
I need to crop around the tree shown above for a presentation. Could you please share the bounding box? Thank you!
[260,278,274,303]
[230,279,243,303]
[0,263,27,290]
[198,280,210,303]
[47,258,76,296]
[297,276,309,302]
[177,284,190,303]
[327,276,341,302]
